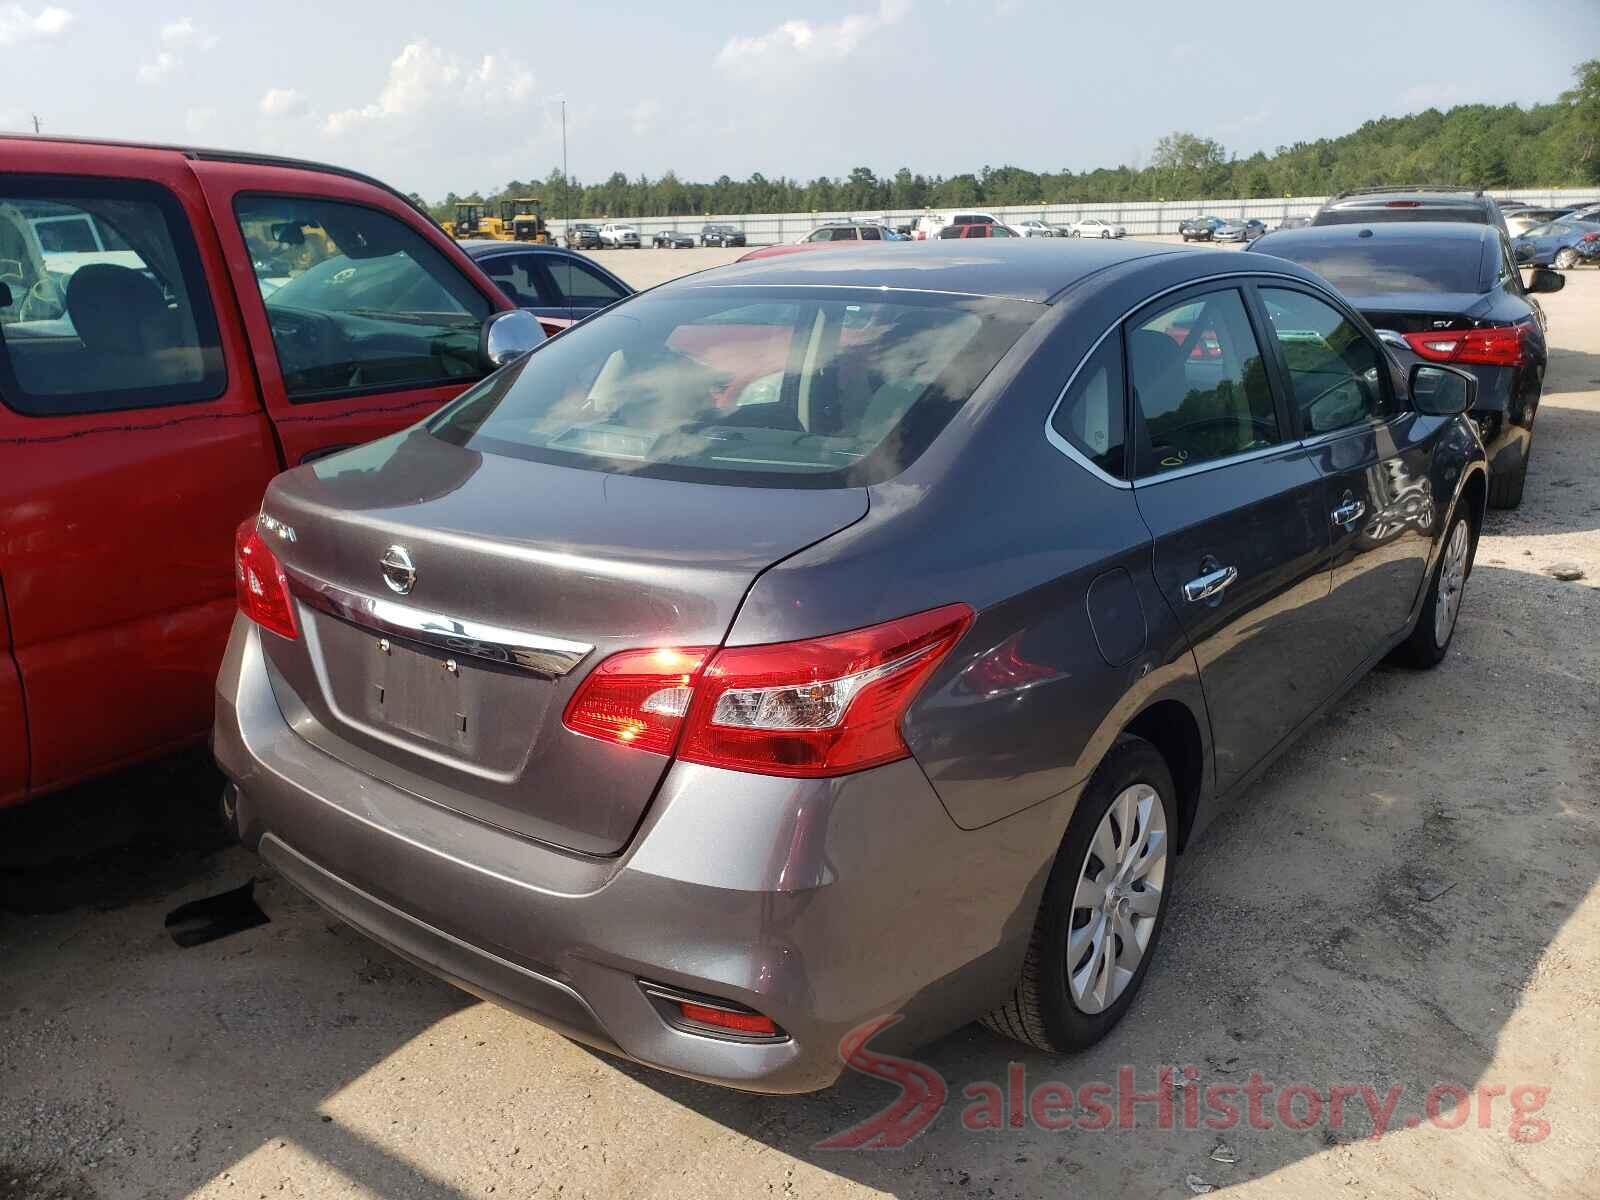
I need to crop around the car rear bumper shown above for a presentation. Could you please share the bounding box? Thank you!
[213,618,1063,1092]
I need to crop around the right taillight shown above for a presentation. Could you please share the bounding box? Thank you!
[562,604,973,777]
[234,517,297,640]
[1402,325,1526,368]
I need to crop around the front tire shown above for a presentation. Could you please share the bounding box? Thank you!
[1393,508,1474,668]
[1554,248,1579,270]
[982,736,1175,1052]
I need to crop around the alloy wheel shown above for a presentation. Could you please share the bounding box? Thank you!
[1067,784,1168,1014]
[1434,518,1470,648]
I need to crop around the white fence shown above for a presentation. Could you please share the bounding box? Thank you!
[549,188,1600,245]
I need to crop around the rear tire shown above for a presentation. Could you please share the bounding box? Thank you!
[981,736,1176,1053]
[1487,435,1529,509]
[1393,508,1474,668]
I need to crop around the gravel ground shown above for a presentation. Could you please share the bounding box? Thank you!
[1,258,1596,1200]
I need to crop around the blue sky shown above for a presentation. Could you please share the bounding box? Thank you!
[5,0,1597,200]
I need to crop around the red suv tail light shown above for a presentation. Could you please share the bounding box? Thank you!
[1402,325,1527,367]
[562,604,973,778]
[234,518,297,640]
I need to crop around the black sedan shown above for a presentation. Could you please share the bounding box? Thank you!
[652,230,696,249]
[701,223,746,247]
[1179,215,1227,241]
[461,240,632,333]
[1249,221,1563,508]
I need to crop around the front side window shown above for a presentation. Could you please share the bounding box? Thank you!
[1050,331,1126,478]
[429,287,1040,488]
[0,177,225,416]
[861,225,882,240]
[1260,288,1390,435]
[1128,288,1280,476]
[236,195,491,403]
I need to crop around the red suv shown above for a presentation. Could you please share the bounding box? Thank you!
[0,137,542,807]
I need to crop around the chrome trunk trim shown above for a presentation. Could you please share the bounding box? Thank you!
[284,567,593,677]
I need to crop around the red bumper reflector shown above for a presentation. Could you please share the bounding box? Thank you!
[678,1002,778,1037]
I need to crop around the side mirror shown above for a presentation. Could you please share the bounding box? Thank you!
[1525,266,1566,294]
[1512,240,1535,265]
[1409,363,1476,417]
[481,308,544,370]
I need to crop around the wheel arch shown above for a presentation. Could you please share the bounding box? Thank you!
[1121,698,1205,853]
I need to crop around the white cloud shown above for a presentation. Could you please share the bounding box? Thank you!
[629,98,661,137]
[0,4,73,45]
[160,16,217,50]
[716,0,910,78]
[258,87,308,118]
[137,16,217,84]
[137,51,176,83]
[322,41,534,136]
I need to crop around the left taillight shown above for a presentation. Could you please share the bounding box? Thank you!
[562,603,974,778]
[234,517,297,640]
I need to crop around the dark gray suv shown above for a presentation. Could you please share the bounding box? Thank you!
[215,241,1488,1092]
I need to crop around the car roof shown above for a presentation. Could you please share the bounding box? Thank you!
[1322,188,1491,208]
[667,238,1193,302]
[1,132,438,229]
[460,240,577,256]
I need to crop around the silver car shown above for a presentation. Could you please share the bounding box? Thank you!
[216,241,1488,1093]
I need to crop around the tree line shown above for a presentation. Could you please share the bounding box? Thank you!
[416,59,1600,221]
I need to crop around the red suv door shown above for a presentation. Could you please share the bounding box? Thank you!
[0,141,280,798]
[190,159,511,466]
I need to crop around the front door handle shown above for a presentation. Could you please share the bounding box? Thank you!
[1330,494,1366,528]
[1182,564,1239,603]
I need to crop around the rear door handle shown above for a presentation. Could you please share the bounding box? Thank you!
[1330,496,1366,528]
[1182,564,1239,603]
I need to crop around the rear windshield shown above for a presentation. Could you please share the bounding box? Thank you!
[1259,238,1485,295]
[428,286,1040,488]
[1316,204,1487,226]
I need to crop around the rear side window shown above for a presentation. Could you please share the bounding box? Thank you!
[546,258,627,304]
[428,286,1040,488]
[0,176,225,416]
[236,195,491,403]
[477,253,556,309]
[1128,289,1280,476]
[1050,332,1126,478]
[1261,237,1485,295]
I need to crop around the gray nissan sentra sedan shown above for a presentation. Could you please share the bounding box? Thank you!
[216,240,1488,1092]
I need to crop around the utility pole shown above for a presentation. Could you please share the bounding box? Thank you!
[31,114,41,134]
[561,100,569,234]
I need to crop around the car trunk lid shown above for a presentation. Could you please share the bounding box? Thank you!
[256,429,867,855]
[1351,291,1492,335]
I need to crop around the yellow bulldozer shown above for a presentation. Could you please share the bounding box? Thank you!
[444,198,550,243]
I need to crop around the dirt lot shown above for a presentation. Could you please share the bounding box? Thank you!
[2,255,1597,1200]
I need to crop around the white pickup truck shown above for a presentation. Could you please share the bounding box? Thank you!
[598,222,640,248]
